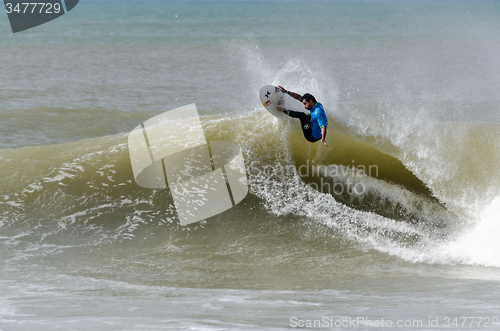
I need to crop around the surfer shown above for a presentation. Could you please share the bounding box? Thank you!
[277,86,329,147]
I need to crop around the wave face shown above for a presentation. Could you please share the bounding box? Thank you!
[2,107,500,273]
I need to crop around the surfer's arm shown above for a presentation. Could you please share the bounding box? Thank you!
[278,86,302,101]
[320,126,329,147]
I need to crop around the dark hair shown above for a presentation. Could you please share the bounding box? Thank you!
[300,93,316,103]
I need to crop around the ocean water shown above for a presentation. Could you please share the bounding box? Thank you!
[1,0,500,330]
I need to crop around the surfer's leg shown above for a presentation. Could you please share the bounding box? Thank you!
[282,110,319,143]
[281,109,303,119]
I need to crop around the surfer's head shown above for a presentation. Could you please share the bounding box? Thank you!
[300,93,316,110]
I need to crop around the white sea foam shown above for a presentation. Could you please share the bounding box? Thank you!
[439,196,500,267]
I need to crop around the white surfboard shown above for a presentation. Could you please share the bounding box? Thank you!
[259,85,308,118]
[259,85,285,118]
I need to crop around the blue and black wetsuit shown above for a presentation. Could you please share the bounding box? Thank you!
[283,102,328,143]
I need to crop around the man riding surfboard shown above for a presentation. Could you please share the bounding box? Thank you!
[277,86,329,147]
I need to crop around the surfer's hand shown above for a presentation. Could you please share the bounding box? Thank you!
[277,98,284,111]
[278,86,287,93]
[320,127,328,147]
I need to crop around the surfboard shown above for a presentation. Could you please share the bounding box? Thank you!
[259,85,285,118]
[259,85,308,118]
